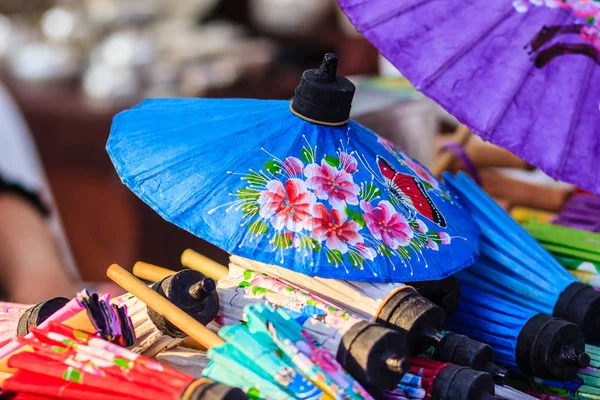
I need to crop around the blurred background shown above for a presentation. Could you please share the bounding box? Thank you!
[0,0,488,284]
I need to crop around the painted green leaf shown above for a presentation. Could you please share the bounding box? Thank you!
[237,188,260,201]
[239,281,251,288]
[114,357,133,369]
[427,231,442,243]
[247,388,261,400]
[274,233,292,248]
[307,299,317,307]
[326,306,339,312]
[298,236,321,252]
[397,246,411,259]
[264,160,282,175]
[347,250,365,269]
[378,243,394,257]
[326,249,344,265]
[248,220,268,235]
[301,147,316,163]
[360,183,383,202]
[346,206,366,228]
[63,368,82,383]
[243,270,252,280]
[241,202,259,216]
[284,286,294,292]
[422,181,434,190]
[388,195,400,206]
[252,286,268,296]
[324,156,340,168]
[51,346,67,353]
[246,172,269,186]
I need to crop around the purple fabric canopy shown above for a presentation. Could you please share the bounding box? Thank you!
[338,0,600,194]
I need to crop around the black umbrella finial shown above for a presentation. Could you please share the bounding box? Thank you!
[290,53,355,126]
[147,270,220,338]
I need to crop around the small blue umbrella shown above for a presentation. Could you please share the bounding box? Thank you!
[106,54,479,282]
[444,172,600,343]
[445,283,589,381]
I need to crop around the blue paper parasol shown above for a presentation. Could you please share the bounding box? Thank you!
[445,283,589,380]
[444,172,600,343]
[107,54,479,282]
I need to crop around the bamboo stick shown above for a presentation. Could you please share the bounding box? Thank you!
[133,261,176,282]
[106,264,224,349]
[181,249,228,280]
[430,124,472,177]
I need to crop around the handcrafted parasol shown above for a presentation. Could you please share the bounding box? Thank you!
[445,173,600,343]
[1,322,247,400]
[107,54,479,282]
[445,283,589,380]
[338,0,600,195]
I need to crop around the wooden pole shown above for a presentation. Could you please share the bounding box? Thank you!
[431,124,472,177]
[181,249,228,280]
[133,261,176,282]
[107,264,224,349]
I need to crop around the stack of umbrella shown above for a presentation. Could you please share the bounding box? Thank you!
[524,221,600,289]
[103,51,581,398]
[1,322,247,400]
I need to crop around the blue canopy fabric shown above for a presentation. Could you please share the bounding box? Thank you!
[107,98,479,282]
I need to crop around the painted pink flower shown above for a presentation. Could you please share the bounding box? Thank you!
[339,152,358,173]
[310,203,363,254]
[356,243,376,261]
[305,160,360,208]
[403,158,440,190]
[427,238,439,251]
[283,156,304,176]
[258,179,315,232]
[437,232,451,245]
[360,200,413,249]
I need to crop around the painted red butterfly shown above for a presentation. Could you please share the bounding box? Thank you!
[377,156,447,228]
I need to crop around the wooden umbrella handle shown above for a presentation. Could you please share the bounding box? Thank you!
[133,261,176,282]
[431,124,472,177]
[107,264,224,349]
[181,249,228,280]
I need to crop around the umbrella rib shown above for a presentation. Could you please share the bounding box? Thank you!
[419,6,515,91]
[556,59,594,177]
[486,10,569,143]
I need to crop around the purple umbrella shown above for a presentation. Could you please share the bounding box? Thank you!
[338,0,600,194]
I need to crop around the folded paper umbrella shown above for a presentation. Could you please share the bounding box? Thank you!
[0,322,247,400]
[228,255,509,384]
[114,269,220,357]
[446,283,589,381]
[510,344,600,399]
[338,0,600,195]
[240,303,374,400]
[134,261,403,392]
[0,290,134,372]
[523,221,600,288]
[390,358,496,400]
[217,266,410,390]
[107,53,479,283]
[444,172,600,343]
[106,264,365,400]
[0,298,68,348]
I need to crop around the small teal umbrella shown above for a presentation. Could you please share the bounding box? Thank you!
[107,54,479,282]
